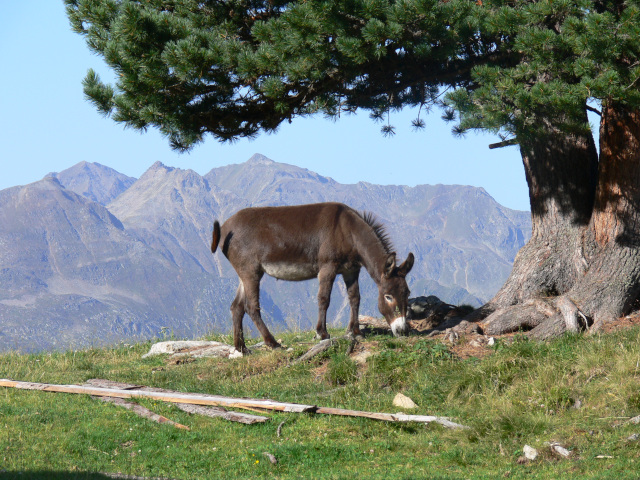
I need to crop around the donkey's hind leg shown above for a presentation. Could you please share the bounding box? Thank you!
[231,283,249,354]
[241,272,282,349]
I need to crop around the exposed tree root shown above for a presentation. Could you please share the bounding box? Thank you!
[480,298,556,336]
[477,295,592,341]
[466,230,588,323]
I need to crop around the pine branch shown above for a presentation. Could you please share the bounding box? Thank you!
[586,105,601,116]
[489,138,519,149]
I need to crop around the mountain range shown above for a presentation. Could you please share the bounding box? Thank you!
[0,154,531,352]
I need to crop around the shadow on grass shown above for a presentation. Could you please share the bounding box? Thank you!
[0,473,179,480]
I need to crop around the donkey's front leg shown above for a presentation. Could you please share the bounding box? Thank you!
[343,270,362,337]
[316,266,337,340]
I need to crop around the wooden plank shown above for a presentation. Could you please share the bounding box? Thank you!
[173,403,268,424]
[86,379,268,424]
[94,396,190,430]
[0,379,315,413]
[294,338,338,363]
[0,379,468,428]
[314,406,469,429]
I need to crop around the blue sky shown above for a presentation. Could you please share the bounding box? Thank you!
[1,1,532,211]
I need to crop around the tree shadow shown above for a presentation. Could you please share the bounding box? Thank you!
[0,473,178,480]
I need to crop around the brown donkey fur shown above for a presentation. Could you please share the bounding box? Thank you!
[211,202,414,353]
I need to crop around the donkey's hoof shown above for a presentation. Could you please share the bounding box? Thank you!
[314,331,331,341]
[267,341,283,349]
[230,347,250,358]
[346,330,365,342]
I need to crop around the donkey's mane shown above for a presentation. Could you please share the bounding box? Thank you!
[358,211,394,254]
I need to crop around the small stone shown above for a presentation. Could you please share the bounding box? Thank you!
[444,329,459,344]
[551,444,571,458]
[263,452,278,464]
[487,337,496,346]
[523,445,538,460]
[352,350,372,365]
[228,348,244,359]
[628,415,640,424]
[627,433,640,441]
[392,392,418,409]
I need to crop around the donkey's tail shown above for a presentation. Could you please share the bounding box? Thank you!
[211,220,221,253]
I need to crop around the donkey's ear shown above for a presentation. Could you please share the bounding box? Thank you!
[383,253,397,278]
[398,252,415,277]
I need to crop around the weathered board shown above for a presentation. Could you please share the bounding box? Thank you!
[94,395,191,430]
[315,406,468,429]
[86,379,268,424]
[0,379,468,428]
[0,379,314,413]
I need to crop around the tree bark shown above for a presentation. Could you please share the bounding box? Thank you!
[468,114,599,327]
[553,103,640,330]
[475,104,640,339]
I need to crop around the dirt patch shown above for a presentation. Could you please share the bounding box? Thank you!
[311,363,329,381]
[450,336,495,360]
[447,311,640,359]
[600,312,640,334]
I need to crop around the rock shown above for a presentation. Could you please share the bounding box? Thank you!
[142,340,238,359]
[408,296,447,319]
[523,445,538,460]
[351,350,373,365]
[627,433,639,441]
[487,337,496,346]
[628,415,640,424]
[407,296,463,330]
[393,393,418,409]
[444,328,459,344]
[550,443,571,458]
[263,452,278,464]
[143,341,220,357]
[228,348,244,359]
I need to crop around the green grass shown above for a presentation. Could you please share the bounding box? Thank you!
[2,328,640,479]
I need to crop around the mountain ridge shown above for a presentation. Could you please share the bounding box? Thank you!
[0,154,531,352]
[48,161,136,205]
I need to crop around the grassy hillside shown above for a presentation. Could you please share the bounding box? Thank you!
[2,326,640,479]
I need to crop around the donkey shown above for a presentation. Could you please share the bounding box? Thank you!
[211,202,414,353]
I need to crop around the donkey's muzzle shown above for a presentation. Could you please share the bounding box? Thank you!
[390,316,408,336]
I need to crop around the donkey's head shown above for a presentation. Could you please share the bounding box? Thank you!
[377,252,415,336]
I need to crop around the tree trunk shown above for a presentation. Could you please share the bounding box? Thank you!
[466,114,599,324]
[475,104,640,339]
[532,102,640,337]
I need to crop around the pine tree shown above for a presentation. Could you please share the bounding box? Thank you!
[64,0,506,147]
[444,1,640,337]
[65,0,640,338]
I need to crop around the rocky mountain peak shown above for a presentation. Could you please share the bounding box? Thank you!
[49,161,136,205]
[246,153,275,165]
